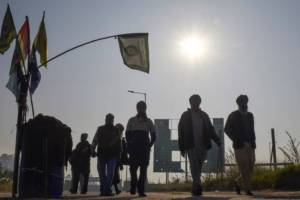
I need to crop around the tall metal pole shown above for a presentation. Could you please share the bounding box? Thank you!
[28,55,35,118]
[12,75,29,198]
[271,128,277,170]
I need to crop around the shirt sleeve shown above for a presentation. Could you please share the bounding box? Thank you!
[125,118,133,142]
[92,128,99,150]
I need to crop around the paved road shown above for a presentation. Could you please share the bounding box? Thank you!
[1,191,300,199]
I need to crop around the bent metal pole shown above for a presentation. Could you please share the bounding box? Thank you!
[38,34,116,68]
[37,33,147,69]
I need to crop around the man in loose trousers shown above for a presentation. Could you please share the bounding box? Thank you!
[225,95,256,196]
[92,114,121,196]
[178,94,221,196]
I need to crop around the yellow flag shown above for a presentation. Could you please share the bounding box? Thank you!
[0,4,17,54]
[33,12,47,67]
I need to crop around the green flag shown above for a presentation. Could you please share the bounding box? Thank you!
[118,33,150,73]
[0,4,17,54]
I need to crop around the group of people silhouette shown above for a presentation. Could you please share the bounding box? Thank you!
[69,101,155,197]
[69,94,256,197]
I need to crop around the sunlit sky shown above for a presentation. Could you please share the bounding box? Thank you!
[1,0,300,179]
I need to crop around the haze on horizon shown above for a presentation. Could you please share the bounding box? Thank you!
[0,0,300,178]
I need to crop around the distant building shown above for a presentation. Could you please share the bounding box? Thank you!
[0,154,14,172]
[153,118,225,174]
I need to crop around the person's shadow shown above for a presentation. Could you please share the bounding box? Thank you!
[62,195,143,200]
[173,197,232,200]
[62,194,232,200]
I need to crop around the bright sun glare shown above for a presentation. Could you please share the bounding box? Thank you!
[179,35,208,61]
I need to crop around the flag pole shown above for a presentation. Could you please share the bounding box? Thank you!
[37,33,147,68]
[38,34,119,68]
[12,16,32,197]
[28,74,35,118]
[12,74,29,198]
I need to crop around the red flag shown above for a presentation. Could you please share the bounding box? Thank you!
[18,16,30,62]
[10,17,30,74]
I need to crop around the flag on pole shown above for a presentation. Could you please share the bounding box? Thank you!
[28,49,41,94]
[28,48,41,94]
[8,37,25,97]
[9,17,30,74]
[118,33,150,73]
[10,38,24,74]
[6,62,23,98]
[33,12,47,67]
[18,16,30,62]
[0,4,17,54]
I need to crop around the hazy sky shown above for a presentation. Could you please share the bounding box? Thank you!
[1,0,300,177]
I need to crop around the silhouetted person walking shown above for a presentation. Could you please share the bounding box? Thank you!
[225,95,256,196]
[178,95,221,196]
[113,123,125,195]
[126,101,156,197]
[69,133,92,194]
[92,114,121,196]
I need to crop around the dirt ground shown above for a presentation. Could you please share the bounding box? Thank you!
[0,191,300,200]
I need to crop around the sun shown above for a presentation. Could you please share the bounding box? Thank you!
[179,35,208,61]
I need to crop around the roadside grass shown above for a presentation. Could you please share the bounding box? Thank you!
[150,164,300,192]
[0,178,11,192]
[1,164,299,192]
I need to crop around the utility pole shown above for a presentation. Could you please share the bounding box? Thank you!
[271,128,277,170]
